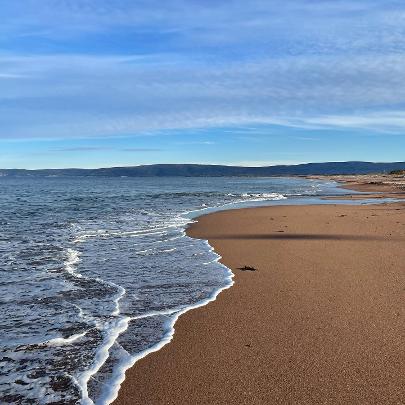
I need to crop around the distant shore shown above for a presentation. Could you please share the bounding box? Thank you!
[306,172,405,193]
[115,178,405,404]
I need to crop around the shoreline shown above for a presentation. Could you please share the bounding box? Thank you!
[306,173,405,194]
[114,180,405,404]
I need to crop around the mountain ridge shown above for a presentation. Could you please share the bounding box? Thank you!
[1,161,405,177]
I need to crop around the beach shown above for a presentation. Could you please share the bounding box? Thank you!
[115,184,405,404]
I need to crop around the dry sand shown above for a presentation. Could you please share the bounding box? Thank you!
[306,174,405,194]
[116,201,405,404]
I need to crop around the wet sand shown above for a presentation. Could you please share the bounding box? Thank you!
[115,201,405,404]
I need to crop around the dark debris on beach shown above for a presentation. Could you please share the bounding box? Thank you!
[237,265,257,271]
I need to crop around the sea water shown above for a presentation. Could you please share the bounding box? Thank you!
[0,176,348,404]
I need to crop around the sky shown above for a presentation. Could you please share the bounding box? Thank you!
[2,0,405,169]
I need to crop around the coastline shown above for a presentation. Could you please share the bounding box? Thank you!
[114,181,405,404]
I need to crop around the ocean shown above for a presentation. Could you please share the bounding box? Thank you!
[0,176,348,404]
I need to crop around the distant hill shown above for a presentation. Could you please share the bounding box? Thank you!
[1,162,405,177]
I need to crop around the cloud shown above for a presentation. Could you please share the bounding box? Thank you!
[51,146,113,152]
[175,141,216,145]
[300,111,405,133]
[288,136,320,142]
[2,0,402,51]
[2,1,405,139]
[3,51,405,138]
[51,146,162,152]
[121,148,162,152]
[0,73,26,79]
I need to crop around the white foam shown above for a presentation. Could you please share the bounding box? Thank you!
[73,221,192,244]
[73,229,168,244]
[95,193,293,403]
[183,192,287,219]
[152,235,184,244]
[64,244,130,404]
[241,192,287,201]
[76,316,131,405]
[72,189,289,404]
[71,278,128,402]
[47,331,88,346]
[135,246,178,256]
[160,247,177,253]
[71,303,85,319]
[96,240,234,405]
[111,285,126,317]
[135,249,150,254]
[65,248,83,278]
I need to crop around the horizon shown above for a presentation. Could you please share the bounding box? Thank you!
[2,1,405,168]
[2,160,405,172]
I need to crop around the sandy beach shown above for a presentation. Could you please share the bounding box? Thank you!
[115,185,405,404]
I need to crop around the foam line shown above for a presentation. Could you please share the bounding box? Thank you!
[111,285,126,317]
[97,239,234,405]
[77,316,131,405]
[75,190,301,403]
[64,243,129,403]
[47,331,88,346]
[65,248,82,278]
[96,192,294,404]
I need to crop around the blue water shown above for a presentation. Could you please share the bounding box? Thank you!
[0,176,349,404]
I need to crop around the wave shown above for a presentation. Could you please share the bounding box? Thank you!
[90,191,290,404]
[65,248,82,278]
[64,241,129,403]
[1,176,347,405]
[241,192,287,201]
[47,331,89,347]
[66,190,289,403]
[76,316,131,405]
[97,240,234,405]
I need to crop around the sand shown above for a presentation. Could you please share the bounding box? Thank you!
[115,200,405,404]
[306,174,405,194]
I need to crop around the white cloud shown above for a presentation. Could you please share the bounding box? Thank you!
[2,51,405,138]
[300,111,405,132]
[2,1,405,139]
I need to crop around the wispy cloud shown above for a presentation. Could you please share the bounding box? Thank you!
[175,141,216,145]
[0,72,27,79]
[292,111,405,133]
[3,51,405,138]
[287,136,320,142]
[2,0,405,140]
[51,146,113,152]
[121,148,162,152]
[51,146,162,152]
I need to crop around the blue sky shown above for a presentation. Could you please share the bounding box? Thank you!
[2,0,405,168]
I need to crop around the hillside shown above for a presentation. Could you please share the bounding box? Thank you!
[1,161,405,177]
